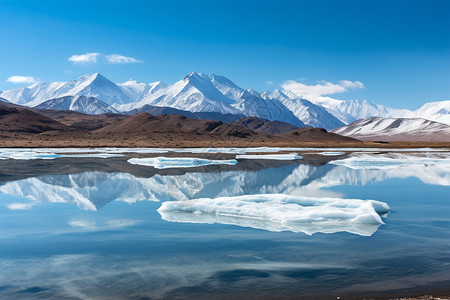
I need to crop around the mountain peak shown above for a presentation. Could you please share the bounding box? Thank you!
[76,73,109,85]
[183,71,208,82]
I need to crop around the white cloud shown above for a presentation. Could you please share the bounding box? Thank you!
[6,75,37,84]
[281,80,364,97]
[68,53,143,64]
[68,52,100,64]
[7,203,34,210]
[106,54,143,64]
[266,80,273,85]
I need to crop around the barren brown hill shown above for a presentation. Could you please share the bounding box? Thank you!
[281,127,359,142]
[0,101,68,133]
[157,114,224,133]
[232,117,299,134]
[36,109,127,130]
[96,113,266,140]
[95,113,169,133]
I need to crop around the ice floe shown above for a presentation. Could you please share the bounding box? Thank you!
[127,157,238,169]
[320,152,346,156]
[157,194,390,236]
[0,151,124,160]
[236,153,302,160]
[0,151,62,160]
[329,153,450,170]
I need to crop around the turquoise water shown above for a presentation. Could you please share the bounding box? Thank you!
[0,152,449,299]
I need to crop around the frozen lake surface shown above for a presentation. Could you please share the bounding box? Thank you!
[0,148,449,299]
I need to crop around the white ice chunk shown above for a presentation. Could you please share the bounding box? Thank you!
[236,153,302,160]
[157,194,390,236]
[320,152,345,156]
[0,151,61,160]
[61,153,125,158]
[127,157,238,169]
[330,153,450,170]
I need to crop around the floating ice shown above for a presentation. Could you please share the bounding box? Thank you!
[320,152,345,156]
[330,153,450,170]
[0,151,124,160]
[157,194,390,236]
[236,153,302,160]
[0,151,62,160]
[61,153,124,158]
[127,157,238,169]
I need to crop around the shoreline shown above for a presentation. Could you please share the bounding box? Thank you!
[1,137,449,149]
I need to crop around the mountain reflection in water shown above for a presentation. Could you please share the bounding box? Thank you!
[0,152,449,299]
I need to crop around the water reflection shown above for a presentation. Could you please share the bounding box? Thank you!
[0,156,448,213]
[0,154,449,299]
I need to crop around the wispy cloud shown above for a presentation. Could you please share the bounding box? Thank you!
[68,52,101,64]
[106,54,143,64]
[68,52,143,64]
[266,80,273,85]
[282,80,364,97]
[7,203,34,210]
[6,75,37,84]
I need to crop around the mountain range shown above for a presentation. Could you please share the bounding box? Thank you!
[1,72,449,138]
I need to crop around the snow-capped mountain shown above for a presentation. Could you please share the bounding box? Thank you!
[331,117,450,142]
[1,73,131,106]
[261,90,344,130]
[293,94,393,124]
[34,95,119,115]
[119,72,242,115]
[119,72,305,126]
[282,88,450,127]
[407,101,450,125]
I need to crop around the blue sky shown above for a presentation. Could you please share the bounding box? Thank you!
[0,0,449,109]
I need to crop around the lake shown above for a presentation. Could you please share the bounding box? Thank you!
[0,148,449,299]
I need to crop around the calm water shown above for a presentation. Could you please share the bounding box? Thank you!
[0,149,449,299]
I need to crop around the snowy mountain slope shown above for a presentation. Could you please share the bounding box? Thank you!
[293,94,393,124]
[233,90,305,127]
[1,73,132,106]
[412,100,450,125]
[209,73,244,100]
[118,72,241,115]
[118,80,167,102]
[262,90,343,130]
[331,117,450,142]
[0,81,66,105]
[34,95,119,115]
